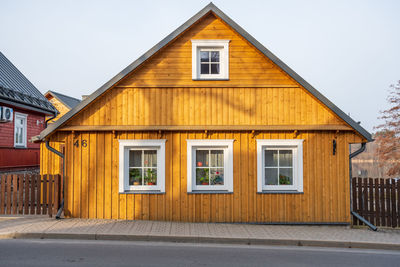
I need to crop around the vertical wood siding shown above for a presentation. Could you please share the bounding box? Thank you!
[66,87,345,127]
[39,12,365,223]
[42,130,360,223]
[117,13,298,88]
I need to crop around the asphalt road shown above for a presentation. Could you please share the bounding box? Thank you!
[0,239,399,267]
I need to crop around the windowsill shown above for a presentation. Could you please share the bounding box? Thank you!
[188,190,233,194]
[192,78,230,81]
[14,146,27,149]
[120,190,165,194]
[257,191,304,194]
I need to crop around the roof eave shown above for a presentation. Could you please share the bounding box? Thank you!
[0,97,56,116]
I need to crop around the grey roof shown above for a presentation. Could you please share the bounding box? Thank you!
[39,2,373,142]
[45,90,81,109]
[0,52,57,115]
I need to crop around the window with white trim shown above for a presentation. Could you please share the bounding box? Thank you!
[256,140,304,193]
[14,112,27,148]
[191,40,230,80]
[187,140,233,192]
[119,140,166,193]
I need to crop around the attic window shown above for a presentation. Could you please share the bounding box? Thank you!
[191,40,230,80]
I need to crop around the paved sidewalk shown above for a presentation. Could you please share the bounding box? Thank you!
[1,215,400,250]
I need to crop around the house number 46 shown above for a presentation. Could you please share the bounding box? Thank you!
[74,139,88,148]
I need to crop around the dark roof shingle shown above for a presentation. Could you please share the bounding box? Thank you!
[0,52,57,114]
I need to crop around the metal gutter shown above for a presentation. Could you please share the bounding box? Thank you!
[38,2,373,142]
[0,98,55,115]
[349,143,377,231]
[45,140,65,219]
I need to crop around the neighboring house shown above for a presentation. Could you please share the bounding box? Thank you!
[44,90,81,122]
[39,4,372,223]
[0,52,57,171]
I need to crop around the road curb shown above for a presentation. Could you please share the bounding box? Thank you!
[1,232,400,250]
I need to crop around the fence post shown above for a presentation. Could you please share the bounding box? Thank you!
[368,178,374,225]
[11,174,18,214]
[397,180,400,227]
[54,174,60,216]
[380,178,386,226]
[18,174,23,214]
[0,175,5,214]
[48,175,53,217]
[352,177,358,225]
[42,175,48,215]
[391,179,397,228]
[35,175,41,215]
[386,179,392,227]
[357,177,363,224]
[374,178,380,226]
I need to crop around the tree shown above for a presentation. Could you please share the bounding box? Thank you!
[375,81,400,176]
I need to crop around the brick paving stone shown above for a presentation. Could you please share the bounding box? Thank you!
[2,216,400,247]
[149,221,172,236]
[129,220,153,235]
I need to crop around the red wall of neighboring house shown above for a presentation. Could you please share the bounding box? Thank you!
[0,104,46,170]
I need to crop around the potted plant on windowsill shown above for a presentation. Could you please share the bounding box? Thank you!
[145,169,157,185]
[199,169,209,185]
[129,169,142,185]
[279,174,291,185]
[199,177,209,185]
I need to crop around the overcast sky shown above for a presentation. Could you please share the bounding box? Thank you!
[1,0,399,132]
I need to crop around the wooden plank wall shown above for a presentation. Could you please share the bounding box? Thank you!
[117,13,298,87]
[39,12,366,223]
[65,13,346,129]
[54,130,359,223]
[66,87,345,127]
[40,141,63,176]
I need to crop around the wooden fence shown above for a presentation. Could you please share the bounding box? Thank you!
[352,177,400,228]
[0,174,62,217]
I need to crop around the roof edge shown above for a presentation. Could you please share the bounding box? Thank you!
[45,90,81,109]
[39,2,372,142]
[0,97,55,115]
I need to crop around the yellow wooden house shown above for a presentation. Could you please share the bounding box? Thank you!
[44,91,81,123]
[39,3,372,224]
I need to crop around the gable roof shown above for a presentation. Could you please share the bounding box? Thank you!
[39,2,373,142]
[0,52,57,115]
[45,90,81,109]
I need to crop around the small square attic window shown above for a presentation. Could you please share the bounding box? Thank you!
[191,40,230,80]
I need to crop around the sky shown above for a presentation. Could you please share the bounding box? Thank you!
[1,0,399,132]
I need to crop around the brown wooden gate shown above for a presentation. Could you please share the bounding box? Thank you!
[352,177,400,228]
[0,174,62,217]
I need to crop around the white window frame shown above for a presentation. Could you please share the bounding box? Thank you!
[191,40,230,80]
[119,139,166,193]
[187,139,234,192]
[14,112,27,148]
[256,139,304,193]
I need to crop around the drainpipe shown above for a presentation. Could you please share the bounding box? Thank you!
[349,143,377,231]
[45,112,57,128]
[45,140,65,219]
